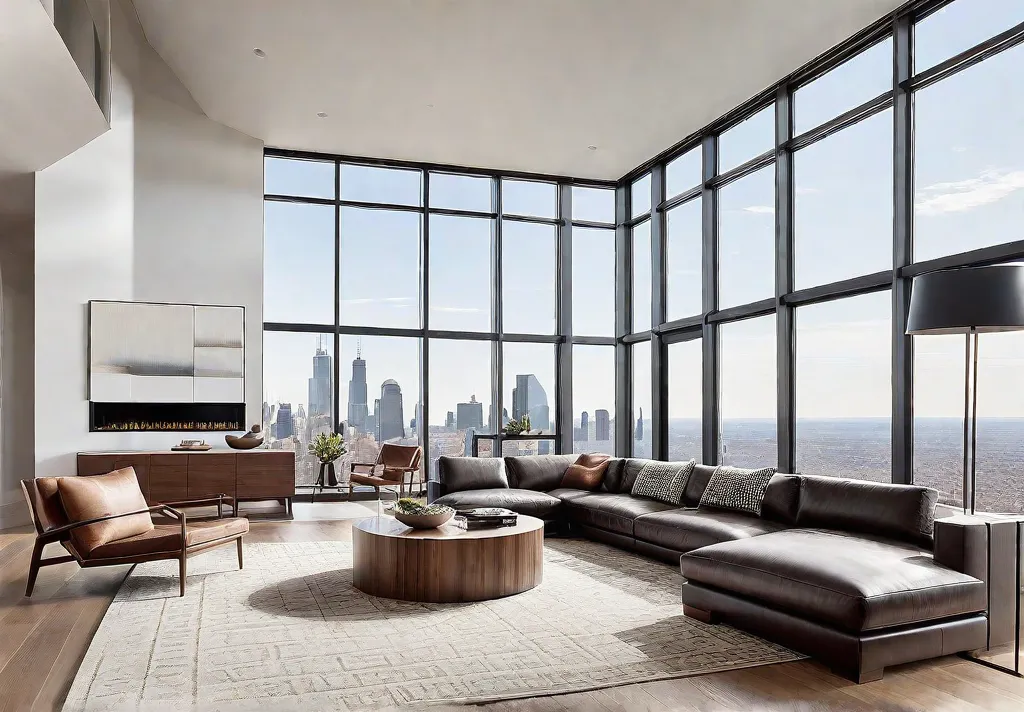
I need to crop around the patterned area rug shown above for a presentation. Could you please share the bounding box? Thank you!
[64,539,802,710]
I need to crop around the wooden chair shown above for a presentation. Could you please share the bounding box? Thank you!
[21,467,249,598]
[348,444,423,499]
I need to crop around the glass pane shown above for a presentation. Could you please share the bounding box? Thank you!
[503,342,556,439]
[428,339,494,478]
[668,338,702,462]
[264,201,334,324]
[429,172,492,212]
[631,174,651,217]
[340,208,421,328]
[340,164,421,206]
[502,179,557,218]
[572,227,615,337]
[666,147,702,198]
[666,198,702,320]
[262,331,335,488]
[719,167,775,308]
[718,104,775,174]
[339,335,421,478]
[632,220,652,332]
[914,330,1024,513]
[914,43,1024,262]
[428,215,492,331]
[572,345,615,454]
[915,0,1024,74]
[264,157,334,199]
[720,315,777,468]
[632,341,652,458]
[572,186,615,223]
[795,292,891,482]
[794,111,893,289]
[794,38,892,135]
[502,221,556,334]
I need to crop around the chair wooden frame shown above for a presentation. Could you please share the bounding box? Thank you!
[21,482,244,598]
[348,445,423,500]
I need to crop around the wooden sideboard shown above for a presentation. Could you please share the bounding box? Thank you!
[77,450,295,516]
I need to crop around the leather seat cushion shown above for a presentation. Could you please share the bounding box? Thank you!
[547,487,592,503]
[505,455,577,491]
[88,518,249,560]
[680,529,986,633]
[438,456,509,493]
[433,488,562,519]
[33,477,69,531]
[57,468,154,557]
[634,508,787,553]
[565,493,679,536]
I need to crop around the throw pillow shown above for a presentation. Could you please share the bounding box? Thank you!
[631,460,695,505]
[57,467,154,558]
[560,453,612,490]
[699,465,777,516]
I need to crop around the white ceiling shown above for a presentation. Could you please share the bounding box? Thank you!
[130,0,903,180]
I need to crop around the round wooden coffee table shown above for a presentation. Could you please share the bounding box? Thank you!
[352,515,544,603]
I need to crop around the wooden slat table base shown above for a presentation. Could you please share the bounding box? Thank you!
[352,516,544,603]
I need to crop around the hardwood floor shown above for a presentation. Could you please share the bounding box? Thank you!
[2,503,1023,711]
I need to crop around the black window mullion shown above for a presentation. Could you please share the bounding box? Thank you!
[491,177,503,444]
[557,184,573,455]
[775,86,795,475]
[333,161,341,436]
[701,135,720,466]
[615,183,631,458]
[650,165,668,460]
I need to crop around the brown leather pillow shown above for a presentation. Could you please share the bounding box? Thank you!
[560,453,612,490]
[57,468,153,558]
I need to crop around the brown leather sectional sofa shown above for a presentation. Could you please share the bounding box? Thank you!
[429,454,1006,683]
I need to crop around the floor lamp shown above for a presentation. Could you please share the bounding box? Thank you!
[906,263,1024,514]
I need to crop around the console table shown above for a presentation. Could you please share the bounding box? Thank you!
[77,450,295,516]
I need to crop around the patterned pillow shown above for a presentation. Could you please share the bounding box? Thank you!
[699,466,777,515]
[631,460,695,505]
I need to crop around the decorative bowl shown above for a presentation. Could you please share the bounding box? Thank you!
[394,509,454,529]
[224,434,264,450]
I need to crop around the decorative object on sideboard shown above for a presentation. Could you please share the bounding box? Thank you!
[171,439,212,451]
[225,424,264,450]
[907,263,1024,515]
[310,432,347,489]
[502,414,533,436]
[387,498,455,529]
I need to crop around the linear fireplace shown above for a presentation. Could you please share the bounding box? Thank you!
[89,402,246,432]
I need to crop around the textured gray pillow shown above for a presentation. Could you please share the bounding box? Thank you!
[631,460,695,505]
[699,466,777,516]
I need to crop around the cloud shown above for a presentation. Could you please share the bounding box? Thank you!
[742,205,774,215]
[916,169,1024,216]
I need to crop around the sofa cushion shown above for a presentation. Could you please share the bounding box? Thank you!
[600,458,627,493]
[88,518,250,560]
[631,460,694,504]
[796,475,938,548]
[634,508,787,554]
[505,455,576,491]
[564,492,678,536]
[433,488,562,519]
[624,459,697,496]
[547,487,592,503]
[57,468,154,558]
[699,466,776,515]
[33,477,69,531]
[679,529,985,634]
[438,456,509,494]
[681,464,717,506]
[761,473,801,525]
[560,453,611,490]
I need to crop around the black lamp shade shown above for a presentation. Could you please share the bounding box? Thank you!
[907,264,1024,335]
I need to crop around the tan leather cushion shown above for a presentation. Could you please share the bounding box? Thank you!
[561,453,612,490]
[34,477,69,531]
[88,518,249,560]
[57,468,154,558]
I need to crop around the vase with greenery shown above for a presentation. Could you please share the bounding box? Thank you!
[502,414,531,436]
[309,432,347,488]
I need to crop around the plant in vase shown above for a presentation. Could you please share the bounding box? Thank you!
[502,414,532,436]
[309,432,347,488]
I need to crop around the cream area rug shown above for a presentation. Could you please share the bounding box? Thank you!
[64,539,802,710]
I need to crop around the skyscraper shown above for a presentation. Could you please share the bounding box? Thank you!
[512,374,550,431]
[445,411,456,429]
[578,411,589,441]
[456,395,484,430]
[634,406,644,441]
[378,379,405,442]
[308,338,332,418]
[595,409,610,441]
[276,403,294,439]
[347,342,368,432]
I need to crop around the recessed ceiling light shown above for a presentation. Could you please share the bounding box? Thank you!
[587,145,598,151]
[253,48,266,58]
[316,112,328,118]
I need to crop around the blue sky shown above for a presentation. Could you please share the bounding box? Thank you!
[263,0,1024,432]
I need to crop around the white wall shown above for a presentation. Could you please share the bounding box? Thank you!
[33,0,263,477]
[0,173,36,528]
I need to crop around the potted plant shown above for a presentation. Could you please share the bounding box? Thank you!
[502,414,532,436]
[309,432,347,487]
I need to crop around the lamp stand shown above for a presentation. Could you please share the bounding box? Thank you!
[962,328,980,515]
